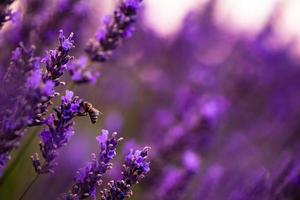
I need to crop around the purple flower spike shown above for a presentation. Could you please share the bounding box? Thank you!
[28,30,75,126]
[69,56,100,84]
[85,0,143,62]
[64,130,123,200]
[31,90,92,174]
[100,147,150,200]
[42,30,74,81]
[68,0,143,85]
[0,44,40,174]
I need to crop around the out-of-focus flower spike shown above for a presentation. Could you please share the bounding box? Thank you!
[155,167,194,200]
[85,0,143,63]
[0,44,41,174]
[68,0,143,85]
[148,151,200,200]
[68,56,101,84]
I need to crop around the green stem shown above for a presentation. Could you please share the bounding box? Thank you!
[18,173,40,200]
[0,127,39,185]
[68,82,75,91]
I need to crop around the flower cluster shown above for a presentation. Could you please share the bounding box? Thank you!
[0,0,148,199]
[100,147,150,200]
[85,0,143,63]
[0,44,40,174]
[65,130,123,199]
[4,0,300,200]
[0,30,76,175]
[28,30,75,126]
[69,0,143,85]
[64,130,150,200]
[31,90,92,174]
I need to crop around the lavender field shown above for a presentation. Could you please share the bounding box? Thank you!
[1,0,300,199]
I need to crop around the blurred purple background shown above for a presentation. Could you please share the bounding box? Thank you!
[1,0,300,199]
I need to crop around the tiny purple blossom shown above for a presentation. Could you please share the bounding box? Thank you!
[96,129,109,146]
[182,150,200,173]
[59,30,75,51]
[62,90,74,104]
[26,69,42,90]
[42,80,55,97]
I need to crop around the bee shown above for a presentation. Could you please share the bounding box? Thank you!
[82,101,101,124]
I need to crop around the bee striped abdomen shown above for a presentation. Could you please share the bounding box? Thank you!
[82,101,100,124]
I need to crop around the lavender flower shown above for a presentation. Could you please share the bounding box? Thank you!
[85,0,143,62]
[146,150,200,200]
[0,0,14,29]
[67,0,144,85]
[100,147,150,200]
[65,130,123,200]
[28,30,75,126]
[155,168,194,200]
[0,0,47,67]
[36,0,88,48]
[68,56,100,84]
[43,30,74,81]
[0,44,40,174]
[2,1,300,200]
[31,90,92,174]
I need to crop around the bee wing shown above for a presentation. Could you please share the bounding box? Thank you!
[98,110,104,115]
